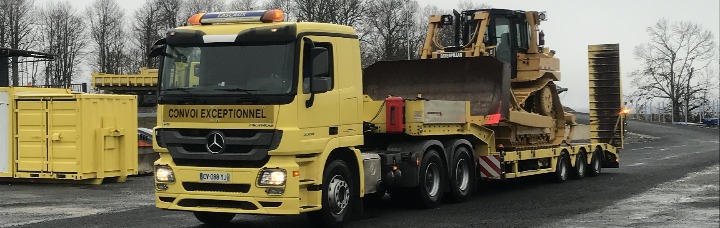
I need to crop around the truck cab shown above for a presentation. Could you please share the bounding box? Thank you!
[151,10,365,226]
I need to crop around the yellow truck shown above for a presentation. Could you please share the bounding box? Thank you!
[150,9,623,227]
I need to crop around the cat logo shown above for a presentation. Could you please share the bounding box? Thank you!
[439,52,464,58]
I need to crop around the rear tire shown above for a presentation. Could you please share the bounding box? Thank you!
[414,150,445,208]
[448,147,475,202]
[552,154,570,183]
[587,151,602,177]
[308,159,354,228]
[193,212,235,225]
[572,153,586,179]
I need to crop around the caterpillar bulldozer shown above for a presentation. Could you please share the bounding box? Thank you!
[364,9,576,150]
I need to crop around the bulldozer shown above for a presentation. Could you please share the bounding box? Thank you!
[363,9,576,150]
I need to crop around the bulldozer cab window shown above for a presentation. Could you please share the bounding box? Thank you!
[516,21,529,51]
[494,17,512,64]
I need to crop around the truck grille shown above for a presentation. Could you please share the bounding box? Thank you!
[157,129,281,165]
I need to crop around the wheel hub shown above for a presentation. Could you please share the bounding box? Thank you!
[327,175,350,215]
[425,163,440,197]
[455,158,469,191]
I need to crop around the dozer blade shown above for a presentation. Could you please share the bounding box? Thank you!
[363,57,511,117]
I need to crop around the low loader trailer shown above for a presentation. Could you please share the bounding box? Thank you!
[150,9,623,227]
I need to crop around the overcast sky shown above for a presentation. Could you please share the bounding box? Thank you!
[44,0,720,111]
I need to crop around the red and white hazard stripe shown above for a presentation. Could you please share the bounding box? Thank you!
[479,155,502,179]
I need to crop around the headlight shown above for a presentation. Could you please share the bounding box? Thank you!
[257,168,286,186]
[155,165,175,183]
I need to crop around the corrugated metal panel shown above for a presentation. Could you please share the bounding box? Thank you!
[16,101,46,172]
[48,101,79,173]
[588,44,623,148]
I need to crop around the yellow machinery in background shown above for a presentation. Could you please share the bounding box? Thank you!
[92,68,158,106]
[0,87,138,184]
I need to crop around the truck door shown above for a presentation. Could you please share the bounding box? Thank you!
[297,36,340,151]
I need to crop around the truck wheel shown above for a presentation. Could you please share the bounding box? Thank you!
[587,151,602,177]
[193,212,235,225]
[308,159,354,228]
[552,154,570,183]
[415,150,444,208]
[448,147,475,202]
[572,153,586,179]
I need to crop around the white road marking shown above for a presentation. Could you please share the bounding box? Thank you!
[625,162,645,167]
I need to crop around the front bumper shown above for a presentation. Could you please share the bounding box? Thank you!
[154,153,311,215]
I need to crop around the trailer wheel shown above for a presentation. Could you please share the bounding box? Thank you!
[552,153,570,183]
[572,152,587,179]
[448,147,475,202]
[587,151,602,177]
[308,159,354,228]
[193,212,235,225]
[415,149,445,208]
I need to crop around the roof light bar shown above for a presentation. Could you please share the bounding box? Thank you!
[186,9,285,25]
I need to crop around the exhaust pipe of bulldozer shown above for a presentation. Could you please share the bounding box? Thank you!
[453,9,461,47]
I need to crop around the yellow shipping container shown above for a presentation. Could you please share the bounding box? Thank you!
[0,87,138,184]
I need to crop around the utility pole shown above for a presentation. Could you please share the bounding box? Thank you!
[685,67,693,123]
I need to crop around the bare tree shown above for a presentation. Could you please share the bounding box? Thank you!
[2,0,36,86]
[229,0,259,10]
[456,0,490,11]
[630,18,717,122]
[157,0,183,30]
[292,0,365,26]
[87,0,128,74]
[133,0,163,69]
[363,0,418,63]
[38,1,87,86]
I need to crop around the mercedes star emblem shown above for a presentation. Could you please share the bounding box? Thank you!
[205,131,226,154]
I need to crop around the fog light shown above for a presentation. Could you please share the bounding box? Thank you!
[155,165,175,183]
[257,168,286,186]
[266,187,285,195]
[156,183,168,191]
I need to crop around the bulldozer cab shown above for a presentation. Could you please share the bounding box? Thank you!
[483,9,531,77]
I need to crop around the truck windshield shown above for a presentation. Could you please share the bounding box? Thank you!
[160,43,295,96]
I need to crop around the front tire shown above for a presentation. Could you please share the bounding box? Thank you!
[414,150,445,208]
[193,212,235,225]
[448,147,475,202]
[308,159,354,228]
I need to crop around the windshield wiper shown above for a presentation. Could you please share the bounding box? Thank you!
[214,87,269,103]
[163,87,193,94]
[213,88,261,93]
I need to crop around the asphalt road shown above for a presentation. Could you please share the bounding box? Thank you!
[3,118,718,228]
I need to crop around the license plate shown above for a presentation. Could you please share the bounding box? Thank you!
[199,172,230,182]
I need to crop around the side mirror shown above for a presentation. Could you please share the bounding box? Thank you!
[310,47,330,93]
[148,39,167,58]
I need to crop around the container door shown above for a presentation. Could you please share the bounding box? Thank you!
[47,100,78,173]
[15,101,47,172]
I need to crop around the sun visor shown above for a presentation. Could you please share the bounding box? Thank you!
[235,25,297,43]
[165,29,206,46]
